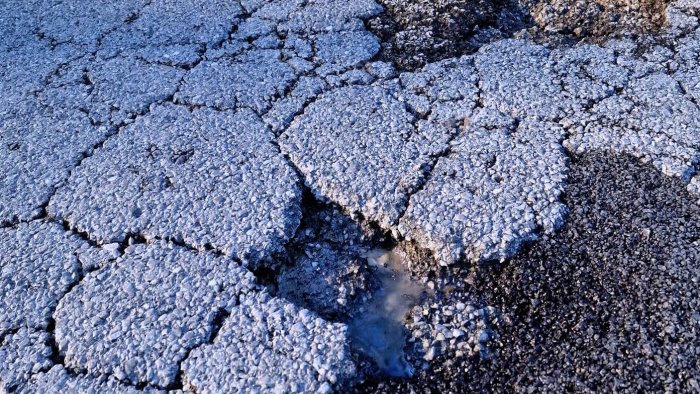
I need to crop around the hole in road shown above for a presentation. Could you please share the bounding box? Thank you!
[348,248,428,378]
[272,200,431,379]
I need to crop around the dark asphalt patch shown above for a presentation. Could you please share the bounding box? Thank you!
[355,151,700,392]
[367,0,671,71]
[366,0,530,70]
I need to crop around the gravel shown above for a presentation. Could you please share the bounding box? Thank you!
[19,365,165,394]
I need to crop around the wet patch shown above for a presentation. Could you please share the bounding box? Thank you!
[273,199,434,379]
[355,151,700,392]
[348,249,426,378]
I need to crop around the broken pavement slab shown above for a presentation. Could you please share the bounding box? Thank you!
[280,57,481,230]
[48,104,302,266]
[280,84,444,228]
[97,0,244,62]
[18,365,164,394]
[0,328,53,393]
[175,49,297,113]
[53,241,258,387]
[399,109,568,265]
[0,104,109,224]
[0,221,92,334]
[181,291,355,393]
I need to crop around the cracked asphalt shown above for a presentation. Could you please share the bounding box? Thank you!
[2,0,700,392]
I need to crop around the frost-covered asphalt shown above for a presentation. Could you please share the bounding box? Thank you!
[2,0,700,392]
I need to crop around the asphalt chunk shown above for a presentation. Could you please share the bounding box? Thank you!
[367,0,528,70]
[48,104,302,266]
[54,241,258,387]
[181,291,356,393]
[0,328,53,393]
[0,222,91,334]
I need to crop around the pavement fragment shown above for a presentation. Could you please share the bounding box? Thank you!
[399,109,568,264]
[0,105,109,224]
[0,328,53,393]
[54,241,258,387]
[176,49,296,113]
[182,291,355,393]
[19,365,164,394]
[0,222,88,333]
[48,104,302,265]
[281,84,456,228]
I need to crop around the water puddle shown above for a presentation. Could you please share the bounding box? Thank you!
[348,249,427,378]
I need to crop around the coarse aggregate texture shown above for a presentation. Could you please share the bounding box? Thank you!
[398,55,480,122]
[278,245,373,318]
[48,104,302,265]
[264,76,329,133]
[98,0,244,61]
[0,1,39,52]
[181,291,356,393]
[0,222,91,334]
[277,203,379,320]
[529,0,670,38]
[83,56,184,118]
[53,241,258,387]
[37,0,147,48]
[0,105,109,224]
[474,150,700,392]
[366,0,528,70]
[18,365,165,394]
[250,0,382,34]
[0,44,79,115]
[567,71,700,182]
[474,39,572,121]
[37,54,185,126]
[405,299,497,367]
[281,56,480,229]
[280,84,450,228]
[399,109,568,265]
[3,0,700,391]
[358,151,700,392]
[175,49,297,113]
[313,30,381,75]
[0,328,53,393]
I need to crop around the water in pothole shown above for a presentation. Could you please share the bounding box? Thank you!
[349,249,427,378]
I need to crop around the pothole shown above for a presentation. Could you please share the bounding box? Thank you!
[272,200,430,378]
[271,197,498,383]
[348,249,426,378]
[356,151,700,392]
